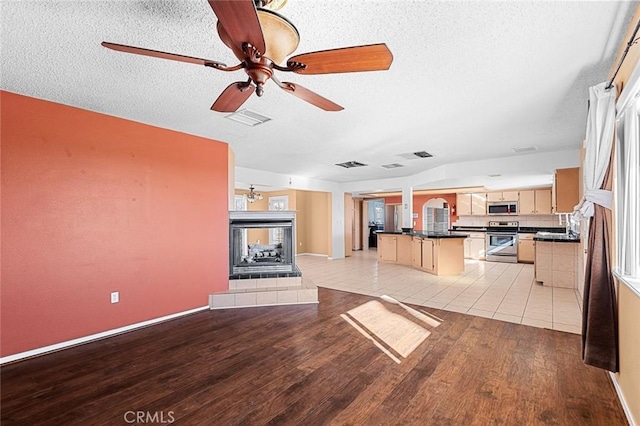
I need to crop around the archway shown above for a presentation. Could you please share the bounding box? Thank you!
[422,198,450,232]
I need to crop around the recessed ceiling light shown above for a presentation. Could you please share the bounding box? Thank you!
[512,146,538,154]
[381,163,405,169]
[225,109,272,126]
[335,161,367,168]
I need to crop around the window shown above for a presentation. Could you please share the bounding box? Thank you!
[614,98,640,282]
[269,196,288,245]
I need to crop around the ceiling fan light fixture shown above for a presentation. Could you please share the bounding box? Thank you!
[256,9,300,64]
[246,185,264,203]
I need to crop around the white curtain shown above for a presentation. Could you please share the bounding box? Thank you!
[615,65,640,278]
[573,82,617,220]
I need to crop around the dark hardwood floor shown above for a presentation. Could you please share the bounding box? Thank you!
[1,288,626,425]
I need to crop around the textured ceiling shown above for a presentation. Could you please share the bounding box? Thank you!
[1,0,634,186]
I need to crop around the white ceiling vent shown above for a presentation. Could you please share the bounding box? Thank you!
[381,163,405,169]
[398,151,434,160]
[335,161,368,168]
[512,146,539,154]
[225,109,272,126]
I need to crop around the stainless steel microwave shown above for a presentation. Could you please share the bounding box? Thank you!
[487,202,518,215]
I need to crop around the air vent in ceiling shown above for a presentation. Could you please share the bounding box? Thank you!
[512,146,539,154]
[335,161,368,169]
[381,163,405,169]
[398,151,434,160]
[225,109,272,126]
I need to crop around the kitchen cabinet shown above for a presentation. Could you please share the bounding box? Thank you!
[552,167,580,213]
[421,238,435,271]
[464,232,486,260]
[377,234,412,265]
[396,235,413,265]
[519,189,552,215]
[471,193,487,215]
[377,233,466,275]
[378,234,397,262]
[457,193,472,215]
[418,237,465,275]
[487,191,519,202]
[412,237,422,268]
[518,233,535,263]
[456,193,487,216]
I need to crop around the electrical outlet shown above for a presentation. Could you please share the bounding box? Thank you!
[110,291,119,304]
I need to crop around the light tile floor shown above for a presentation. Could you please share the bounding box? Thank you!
[297,250,583,334]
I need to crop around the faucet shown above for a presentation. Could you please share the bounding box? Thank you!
[560,213,579,236]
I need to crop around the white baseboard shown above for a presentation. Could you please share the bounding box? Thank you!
[609,371,636,426]
[296,253,328,257]
[0,305,209,365]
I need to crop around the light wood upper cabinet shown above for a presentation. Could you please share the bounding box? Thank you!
[501,191,519,202]
[456,193,472,216]
[487,192,502,202]
[519,189,552,215]
[519,190,536,214]
[456,192,486,215]
[553,167,580,213]
[535,189,552,214]
[471,193,487,215]
[487,191,519,202]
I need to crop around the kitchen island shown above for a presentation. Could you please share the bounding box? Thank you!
[377,231,468,276]
[533,231,581,288]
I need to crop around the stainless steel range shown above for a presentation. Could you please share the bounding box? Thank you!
[486,221,519,263]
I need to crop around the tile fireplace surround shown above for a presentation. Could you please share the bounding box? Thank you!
[211,210,315,310]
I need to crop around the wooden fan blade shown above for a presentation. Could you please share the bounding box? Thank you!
[287,43,393,75]
[211,82,255,112]
[101,42,225,67]
[208,0,265,55]
[281,82,343,111]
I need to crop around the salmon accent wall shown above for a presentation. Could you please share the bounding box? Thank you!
[1,91,229,357]
[382,194,458,230]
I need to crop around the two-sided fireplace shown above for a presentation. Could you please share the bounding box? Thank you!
[229,210,299,278]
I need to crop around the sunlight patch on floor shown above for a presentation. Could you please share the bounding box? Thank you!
[341,296,442,363]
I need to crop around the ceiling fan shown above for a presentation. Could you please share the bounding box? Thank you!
[102,0,393,112]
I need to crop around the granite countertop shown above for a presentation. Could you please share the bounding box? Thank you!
[450,226,570,234]
[376,230,469,239]
[450,226,487,232]
[519,226,566,234]
[533,231,580,243]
